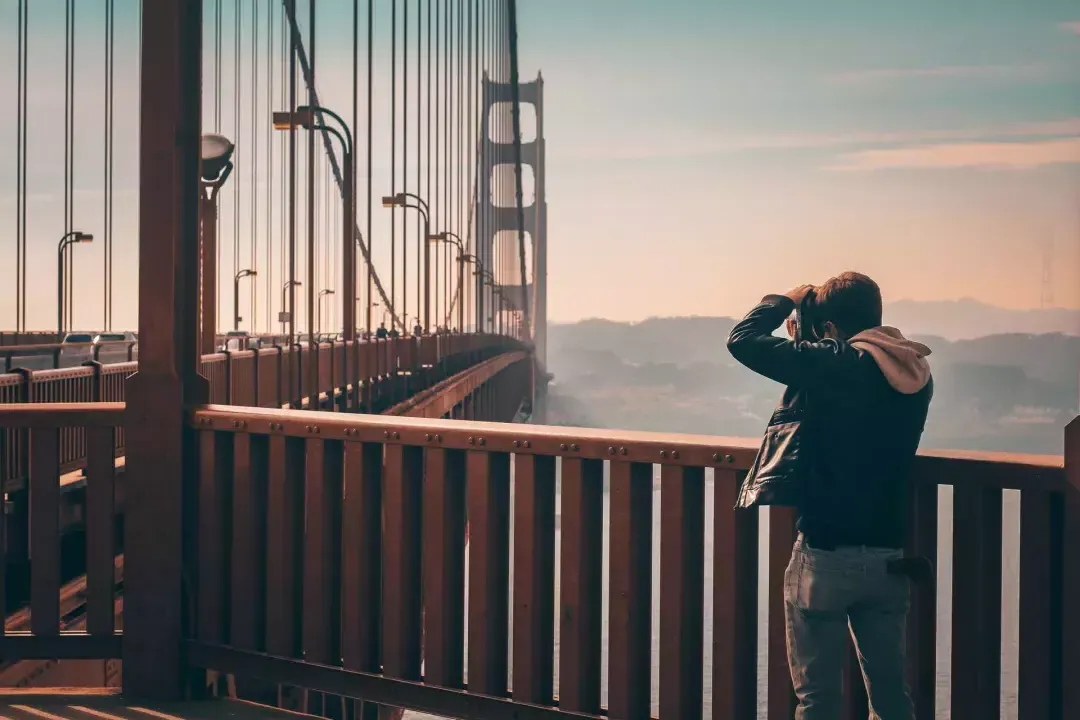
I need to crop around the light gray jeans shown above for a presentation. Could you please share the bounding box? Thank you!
[784,534,914,720]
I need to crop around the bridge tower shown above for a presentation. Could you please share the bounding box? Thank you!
[477,73,548,420]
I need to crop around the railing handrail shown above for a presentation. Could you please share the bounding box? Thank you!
[188,402,1066,492]
[0,403,125,428]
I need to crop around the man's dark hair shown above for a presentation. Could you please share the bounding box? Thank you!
[813,271,882,337]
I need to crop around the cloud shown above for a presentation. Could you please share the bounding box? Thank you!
[558,118,1080,162]
[827,137,1080,172]
[1061,21,1080,36]
[828,64,1045,86]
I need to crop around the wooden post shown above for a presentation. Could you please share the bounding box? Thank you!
[1062,416,1080,718]
[123,0,207,699]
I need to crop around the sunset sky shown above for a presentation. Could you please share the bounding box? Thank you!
[0,0,1077,331]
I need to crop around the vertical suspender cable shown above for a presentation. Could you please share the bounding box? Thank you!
[106,0,116,329]
[404,0,410,330]
[366,0,374,334]
[416,0,423,328]
[308,0,316,342]
[289,0,297,344]
[216,0,223,331]
[434,0,441,329]
[63,0,71,333]
[267,0,274,331]
[352,0,359,335]
[234,0,242,323]
[426,0,432,330]
[391,0,398,328]
[15,0,25,332]
[252,0,260,330]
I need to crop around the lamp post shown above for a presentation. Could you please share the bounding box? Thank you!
[57,231,94,335]
[273,106,355,342]
[233,269,257,331]
[382,192,431,332]
[317,288,335,336]
[428,231,466,334]
[281,280,302,334]
[462,254,485,333]
[474,269,498,334]
[199,133,235,355]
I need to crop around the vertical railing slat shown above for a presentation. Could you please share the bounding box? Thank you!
[951,483,1003,718]
[766,507,797,720]
[467,449,512,696]
[85,425,116,636]
[265,434,305,658]
[659,464,705,720]
[30,427,61,637]
[906,480,938,719]
[342,441,384,673]
[197,429,233,645]
[712,469,758,720]
[1062,417,1079,719]
[1018,489,1062,719]
[558,457,604,714]
[512,453,557,705]
[383,443,423,680]
[608,460,653,720]
[231,434,269,651]
[302,438,344,664]
[422,447,467,689]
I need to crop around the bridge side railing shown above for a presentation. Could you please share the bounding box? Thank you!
[0,404,124,661]
[177,407,1074,720]
[0,334,517,492]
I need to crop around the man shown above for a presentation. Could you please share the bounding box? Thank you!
[726,271,933,720]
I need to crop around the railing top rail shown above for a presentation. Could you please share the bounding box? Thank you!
[190,403,1066,492]
[0,402,125,428]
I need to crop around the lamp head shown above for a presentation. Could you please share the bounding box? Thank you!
[381,193,406,208]
[272,107,315,131]
[427,232,447,242]
[200,134,235,183]
[75,232,94,243]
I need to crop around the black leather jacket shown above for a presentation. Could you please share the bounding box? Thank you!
[727,295,933,549]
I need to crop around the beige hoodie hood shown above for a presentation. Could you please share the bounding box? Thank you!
[849,326,932,395]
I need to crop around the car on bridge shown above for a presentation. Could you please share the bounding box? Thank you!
[93,331,138,364]
[58,332,96,367]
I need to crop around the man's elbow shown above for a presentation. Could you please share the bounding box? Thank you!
[726,331,752,365]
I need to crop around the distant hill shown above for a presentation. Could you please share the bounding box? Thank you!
[884,298,1080,340]
[545,302,1080,455]
[553,299,1080,345]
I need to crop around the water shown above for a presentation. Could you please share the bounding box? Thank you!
[407,463,1022,719]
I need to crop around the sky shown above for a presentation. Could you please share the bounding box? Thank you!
[514,0,1080,322]
[0,0,1077,331]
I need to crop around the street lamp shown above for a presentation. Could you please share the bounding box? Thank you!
[57,231,93,335]
[280,280,302,334]
[428,231,466,334]
[461,254,485,333]
[383,192,431,332]
[274,106,356,342]
[200,133,235,355]
[233,269,257,331]
[317,288,336,336]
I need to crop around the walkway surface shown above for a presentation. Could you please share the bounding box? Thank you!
[0,689,320,720]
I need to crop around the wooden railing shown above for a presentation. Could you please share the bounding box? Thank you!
[0,405,124,662]
[0,398,1072,718]
[175,407,1073,720]
[0,334,518,490]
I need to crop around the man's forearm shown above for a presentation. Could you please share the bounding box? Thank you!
[726,294,796,377]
